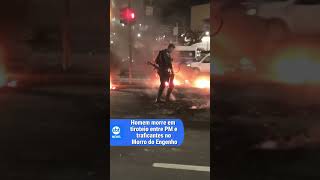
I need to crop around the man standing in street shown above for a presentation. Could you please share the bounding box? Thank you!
[155,43,175,103]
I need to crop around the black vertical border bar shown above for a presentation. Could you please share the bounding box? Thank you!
[210,0,213,176]
[105,0,111,178]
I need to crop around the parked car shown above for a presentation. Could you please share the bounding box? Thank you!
[172,46,202,64]
[187,53,210,73]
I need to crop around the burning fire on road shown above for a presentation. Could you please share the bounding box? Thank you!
[154,74,210,89]
[193,77,210,89]
[164,79,183,87]
[150,71,210,89]
[110,78,116,90]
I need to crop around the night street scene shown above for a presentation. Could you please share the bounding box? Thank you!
[110,0,210,180]
[0,1,107,179]
[213,0,320,179]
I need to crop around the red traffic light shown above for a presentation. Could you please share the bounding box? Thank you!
[120,7,136,24]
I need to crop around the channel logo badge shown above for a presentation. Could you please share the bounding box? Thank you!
[112,126,121,139]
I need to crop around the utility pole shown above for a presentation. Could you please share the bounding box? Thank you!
[174,22,179,43]
[128,0,133,84]
[62,0,71,71]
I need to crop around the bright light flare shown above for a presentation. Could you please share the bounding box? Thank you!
[157,79,182,88]
[164,79,181,87]
[110,79,116,90]
[173,79,181,86]
[193,78,210,89]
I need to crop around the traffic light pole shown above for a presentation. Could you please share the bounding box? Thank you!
[128,0,133,84]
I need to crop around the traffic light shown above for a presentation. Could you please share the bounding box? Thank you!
[120,7,136,25]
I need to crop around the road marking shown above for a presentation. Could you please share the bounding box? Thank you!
[152,163,210,172]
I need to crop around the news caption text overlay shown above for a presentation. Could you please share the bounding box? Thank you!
[110,119,184,146]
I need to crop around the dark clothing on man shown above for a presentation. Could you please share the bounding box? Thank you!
[155,49,174,102]
[155,49,173,73]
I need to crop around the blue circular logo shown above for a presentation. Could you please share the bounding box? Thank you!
[112,126,121,135]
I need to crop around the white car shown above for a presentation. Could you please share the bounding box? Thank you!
[246,0,320,35]
[187,54,210,73]
[154,46,201,64]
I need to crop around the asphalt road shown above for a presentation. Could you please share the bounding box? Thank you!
[0,77,107,179]
[213,80,320,180]
[110,87,210,180]
[0,52,112,179]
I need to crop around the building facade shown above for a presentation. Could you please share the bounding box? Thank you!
[191,3,210,32]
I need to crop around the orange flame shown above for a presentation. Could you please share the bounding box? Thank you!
[173,79,181,86]
[193,78,210,89]
[110,79,116,90]
[163,79,181,87]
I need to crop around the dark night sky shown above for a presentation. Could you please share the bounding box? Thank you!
[153,0,210,26]
[1,0,210,38]
[1,1,107,28]
[191,0,210,5]
[0,1,28,24]
[154,0,210,7]
[1,0,108,50]
[1,0,210,26]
